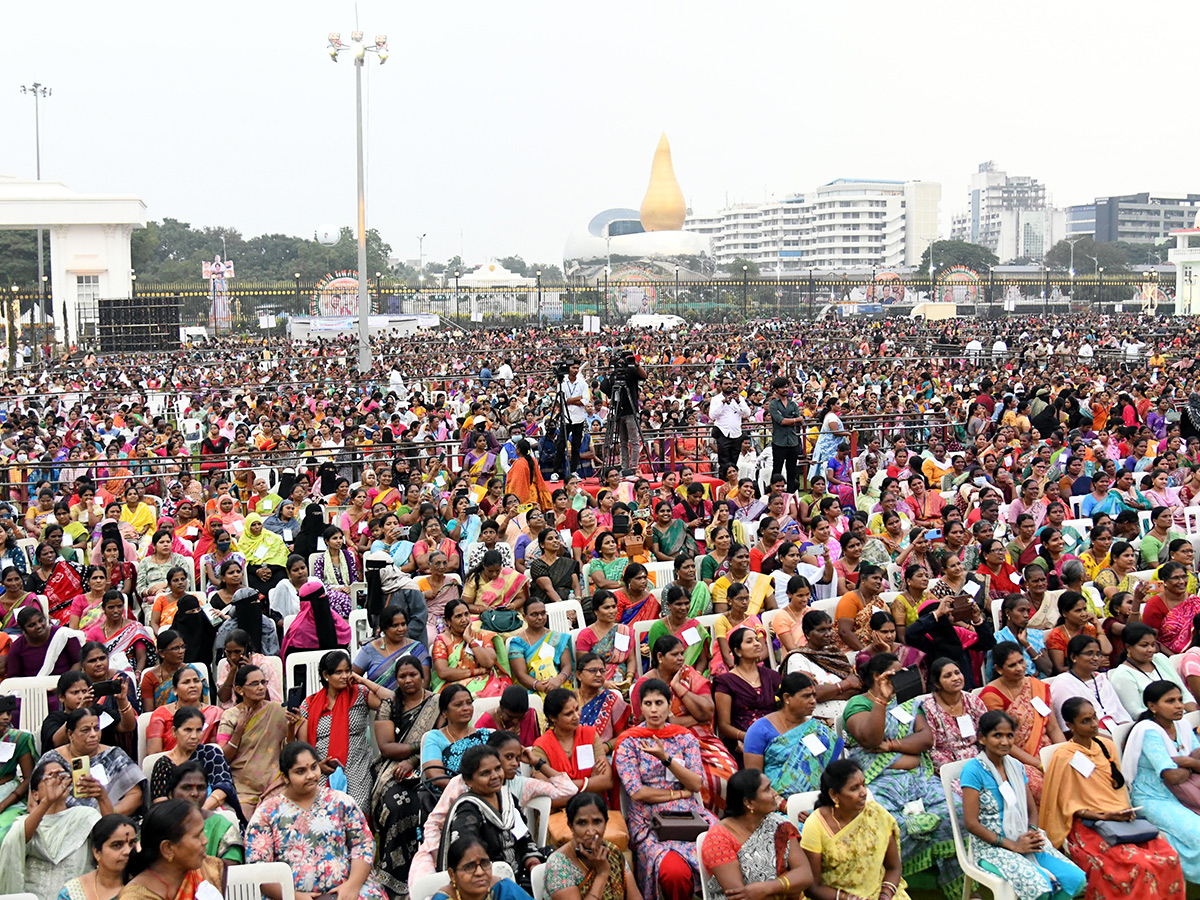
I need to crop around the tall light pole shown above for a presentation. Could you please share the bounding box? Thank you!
[327,31,388,374]
[417,233,426,272]
[19,83,50,361]
[536,270,542,322]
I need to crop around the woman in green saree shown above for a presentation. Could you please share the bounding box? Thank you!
[842,654,961,898]
[648,585,711,674]
[650,501,696,563]
[661,555,712,619]
[431,599,513,697]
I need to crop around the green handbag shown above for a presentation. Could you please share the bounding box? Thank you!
[481,609,523,633]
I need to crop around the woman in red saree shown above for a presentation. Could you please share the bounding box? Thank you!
[1142,561,1200,654]
[27,541,84,627]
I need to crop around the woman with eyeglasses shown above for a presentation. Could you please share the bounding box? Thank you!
[139,629,210,713]
[1042,696,1183,900]
[245,740,387,900]
[432,834,535,900]
[1049,635,1132,735]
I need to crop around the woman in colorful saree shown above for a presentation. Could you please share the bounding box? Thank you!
[216,663,293,820]
[431,598,513,696]
[1142,561,1200,654]
[574,590,636,690]
[614,678,719,900]
[463,549,529,615]
[842,653,961,897]
[54,813,137,900]
[118,800,225,900]
[799,759,910,900]
[508,598,574,698]
[68,565,111,632]
[650,500,696,563]
[353,603,432,688]
[0,760,101,900]
[1041,696,1185,900]
[370,654,440,899]
[464,430,499,488]
[544,792,642,900]
[631,635,738,812]
[648,585,712,675]
[700,768,811,900]
[82,589,154,675]
[615,563,660,631]
[979,642,1065,802]
[30,541,84,627]
[958,710,1086,900]
[743,672,843,801]
[576,652,631,749]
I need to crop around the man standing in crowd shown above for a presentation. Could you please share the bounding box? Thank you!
[710,373,752,479]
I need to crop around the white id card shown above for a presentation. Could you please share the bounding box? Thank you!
[802,733,827,757]
[964,581,980,597]
[999,780,1018,805]
[681,627,701,646]
[956,714,976,739]
[890,706,914,725]
[575,743,595,770]
[1030,696,1051,717]
[694,528,706,540]
[537,641,554,660]
[196,883,223,900]
[614,632,630,652]
[0,743,14,763]
[90,764,110,786]
[511,814,529,840]
[98,711,115,731]
[283,528,294,542]
[1069,751,1096,778]
[252,544,267,560]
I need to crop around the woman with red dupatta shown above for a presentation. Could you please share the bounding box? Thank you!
[295,648,391,816]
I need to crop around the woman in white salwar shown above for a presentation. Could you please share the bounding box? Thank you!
[0,760,101,900]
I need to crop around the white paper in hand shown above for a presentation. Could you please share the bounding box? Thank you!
[98,711,115,731]
[901,798,925,816]
[537,641,555,660]
[890,706,915,725]
[681,627,701,647]
[0,743,14,763]
[62,532,73,547]
[801,733,827,757]
[1030,696,1051,717]
[1069,751,1096,778]
[575,743,595,770]
[956,714,976,739]
[614,631,630,652]
[283,528,294,542]
[90,763,110,786]
[511,814,530,840]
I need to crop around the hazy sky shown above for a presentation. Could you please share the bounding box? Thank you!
[4,0,1199,270]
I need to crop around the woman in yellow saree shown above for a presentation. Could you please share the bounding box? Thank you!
[508,598,574,697]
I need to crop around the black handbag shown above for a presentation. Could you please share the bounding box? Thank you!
[1081,817,1159,845]
[651,809,709,841]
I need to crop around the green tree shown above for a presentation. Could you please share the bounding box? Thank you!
[0,230,49,289]
[725,257,760,277]
[916,240,998,275]
[1044,237,1128,273]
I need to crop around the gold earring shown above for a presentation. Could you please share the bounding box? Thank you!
[833,799,840,809]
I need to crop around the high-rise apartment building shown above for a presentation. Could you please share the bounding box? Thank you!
[950,162,1059,261]
[684,179,940,272]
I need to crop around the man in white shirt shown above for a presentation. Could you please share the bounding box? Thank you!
[497,359,514,386]
[709,375,752,479]
[559,359,589,480]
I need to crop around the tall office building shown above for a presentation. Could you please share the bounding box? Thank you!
[1066,193,1200,244]
[950,161,1060,261]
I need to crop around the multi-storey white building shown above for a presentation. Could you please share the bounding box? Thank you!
[950,161,1060,262]
[684,179,939,272]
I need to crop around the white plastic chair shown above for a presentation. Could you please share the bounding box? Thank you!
[940,758,1017,900]
[16,538,37,571]
[350,582,368,610]
[525,794,551,845]
[697,831,713,900]
[225,861,297,900]
[645,560,675,588]
[810,596,839,618]
[285,649,328,695]
[142,750,168,783]
[545,599,584,633]
[1039,741,1066,770]
[349,608,370,655]
[1068,495,1085,518]
[188,662,211,699]
[0,892,42,900]
[470,696,502,728]
[760,608,784,667]
[531,863,547,900]
[1185,507,1200,536]
[632,620,655,675]
[1108,720,1134,747]
[784,790,820,828]
[136,711,152,764]
[2,675,57,751]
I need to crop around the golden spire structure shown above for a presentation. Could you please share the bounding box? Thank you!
[639,133,687,232]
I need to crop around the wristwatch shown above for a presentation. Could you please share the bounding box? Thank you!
[533,757,547,770]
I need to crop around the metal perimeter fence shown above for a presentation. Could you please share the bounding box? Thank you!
[5,272,1176,349]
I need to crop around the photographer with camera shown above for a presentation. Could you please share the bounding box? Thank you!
[599,346,647,472]
[559,359,590,480]
[710,373,752,480]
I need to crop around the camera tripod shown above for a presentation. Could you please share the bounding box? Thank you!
[600,367,653,475]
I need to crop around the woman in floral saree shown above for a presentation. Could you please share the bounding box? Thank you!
[576,651,630,747]
[1142,561,1200,654]
[463,431,498,489]
[462,550,528,615]
[431,599,512,696]
[743,672,843,800]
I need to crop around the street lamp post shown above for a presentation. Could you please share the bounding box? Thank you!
[536,270,542,323]
[7,285,18,370]
[327,31,388,375]
[454,270,461,322]
[674,266,680,317]
[19,82,51,359]
[742,265,748,319]
[1097,267,1104,310]
[417,233,426,272]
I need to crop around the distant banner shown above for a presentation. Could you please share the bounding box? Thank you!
[541,290,563,321]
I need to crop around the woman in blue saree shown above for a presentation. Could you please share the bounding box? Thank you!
[743,672,842,800]
[842,653,962,898]
[352,604,432,689]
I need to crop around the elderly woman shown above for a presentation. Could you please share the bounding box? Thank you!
[743,673,843,799]
[544,793,643,900]
[782,610,861,725]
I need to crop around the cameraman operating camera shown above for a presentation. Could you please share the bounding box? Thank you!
[599,345,648,472]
